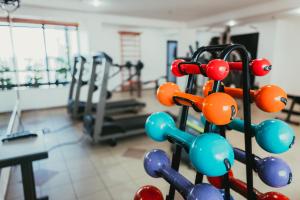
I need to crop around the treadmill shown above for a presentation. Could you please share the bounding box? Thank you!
[83,52,150,144]
[67,55,145,119]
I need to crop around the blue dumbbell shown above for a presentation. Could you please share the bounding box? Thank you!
[234,148,292,188]
[144,149,223,200]
[145,112,234,176]
[219,190,234,200]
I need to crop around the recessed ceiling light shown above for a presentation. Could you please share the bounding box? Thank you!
[226,20,237,27]
[81,0,102,7]
[289,7,300,15]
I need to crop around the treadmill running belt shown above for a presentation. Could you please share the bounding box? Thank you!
[101,114,148,136]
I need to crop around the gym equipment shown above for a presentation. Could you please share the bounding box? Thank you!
[171,58,271,78]
[207,171,289,200]
[171,59,230,80]
[201,112,295,154]
[157,82,238,125]
[136,44,293,200]
[278,94,300,125]
[144,149,224,200]
[219,190,234,200]
[1,130,37,142]
[134,185,163,200]
[83,52,150,144]
[67,55,145,119]
[227,117,295,154]
[86,54,146,114]
[203,80,287,113]
[111,60,144,97]
[145,112,234,176]
[234,148,292,187]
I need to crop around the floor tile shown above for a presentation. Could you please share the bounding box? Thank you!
[98,165,132,187]
[41,184,76,200]
[78,189,112,200]
[72,176,106,198]
[69,164,98,182]
[39,171,72,190]
[108,181,138,200]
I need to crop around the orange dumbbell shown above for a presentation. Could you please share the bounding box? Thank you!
[157,82,238,125]
[203,80,287,113]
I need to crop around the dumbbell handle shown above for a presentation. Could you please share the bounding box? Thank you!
[176,60,266,76]
[229,177,261,198]
[229,176,289,199]
[159,165,194,197]
[172,91,204,111]
[227,119,256,135]
[164,125,196,149]
[234,148,260,169]
[222,87,256,100]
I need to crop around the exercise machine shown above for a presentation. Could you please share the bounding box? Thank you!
[83,52,150,144]
[68,55,145,119]
[111,60,143,97]
[67,55,89,118]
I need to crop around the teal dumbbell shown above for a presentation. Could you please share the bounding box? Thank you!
[145,112,234,176]
[228,118,295,154]
[201,114,295,154]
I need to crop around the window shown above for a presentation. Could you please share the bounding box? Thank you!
[0,24,15,90]
[0,18,80,90]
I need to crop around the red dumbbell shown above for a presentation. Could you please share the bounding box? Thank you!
[171,58,271,79]
[171,59,230,80]
[207,171,289,200]
[134,185,164,200]
[203,80,287,113]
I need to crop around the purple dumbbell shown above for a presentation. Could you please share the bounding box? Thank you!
[144,149,223,200]
[234,148,292,187]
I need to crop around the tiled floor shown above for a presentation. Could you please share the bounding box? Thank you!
[4,90,300,199]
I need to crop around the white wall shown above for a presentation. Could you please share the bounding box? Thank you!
[230,20,278,86]
[272,16,300,95]
[0,90,18,113]
[227,17,300,95]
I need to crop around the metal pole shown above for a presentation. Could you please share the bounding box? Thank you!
[65,27,71,71]
[42,24,51,85]
[7,13,20,99]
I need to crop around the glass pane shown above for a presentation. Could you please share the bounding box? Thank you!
[68,29,79,59]
[19,70,48,87]
[0,25,15,89]
[45,28,69,70]
[13,26,47,85]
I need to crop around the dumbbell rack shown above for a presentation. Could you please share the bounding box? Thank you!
[136,43,292,200]
[167,44,254,200]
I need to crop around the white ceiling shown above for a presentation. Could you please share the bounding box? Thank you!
[22,0,275,21]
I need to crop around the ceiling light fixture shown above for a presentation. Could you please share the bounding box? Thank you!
[81,0,102,7]
[290,7,300,15]
[226,20,237,27]
[90,0,101,7]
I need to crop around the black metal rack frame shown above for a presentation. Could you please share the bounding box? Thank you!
[166,44,255,200]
